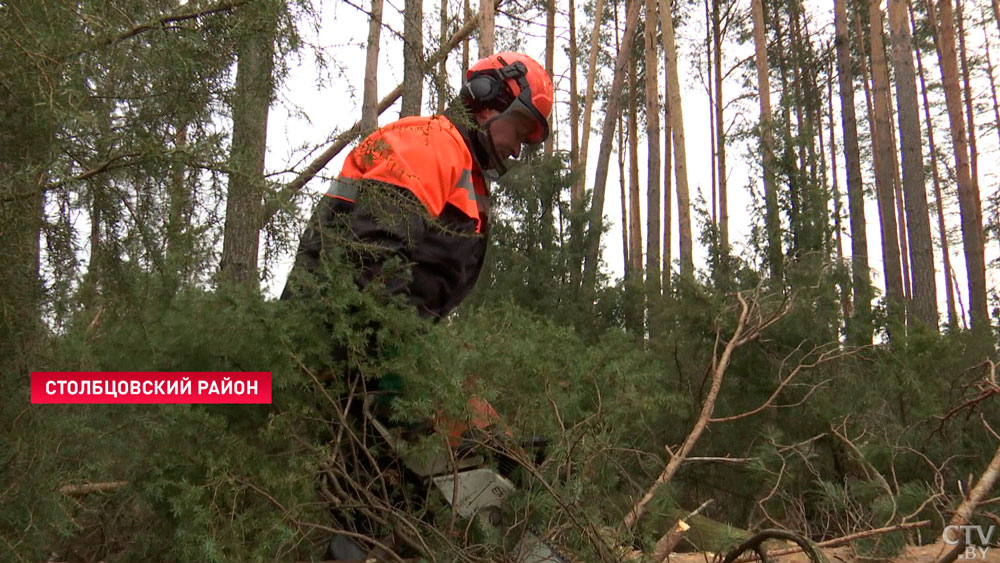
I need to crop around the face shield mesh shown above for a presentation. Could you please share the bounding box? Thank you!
[501,96,549,144]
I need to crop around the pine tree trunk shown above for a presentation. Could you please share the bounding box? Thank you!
[886,82,913,306]
[438,0,448,113]
[834,0,872,344]
[914,0,958,330]
[619,115,629,278]
[663,62,673,290]
[361,0,383,132]
[994,0,1000,37]
[827,69,851,325]
[401,0,424,117]
[617,0,629,277]
[713,0,727,254]
[867,0,906,327]
[956,0,979,205]
[751,0,781,281]
[544,0,556,156]
[462,0,471,74]
[986,26,1000,152]
[582,0,642,292]
[889,0,938,328]
[220,8,276,287]
[644,0,661,301]
[705,0,715,232]
[479,0,494,58]
[659,0,692,277]
[569,0,580,169]
[577,0,608,206]
[628,41,643,278]
[933,0,990,335]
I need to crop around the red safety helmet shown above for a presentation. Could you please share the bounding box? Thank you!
[461,52,553,144]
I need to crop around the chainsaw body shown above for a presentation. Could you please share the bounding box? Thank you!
[363,398,568,562]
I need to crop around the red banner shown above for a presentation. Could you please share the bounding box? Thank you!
[31,372,272,404]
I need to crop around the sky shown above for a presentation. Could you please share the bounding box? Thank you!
[264,0,1000,327]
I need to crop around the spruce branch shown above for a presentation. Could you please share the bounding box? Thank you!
[77,0,254,56]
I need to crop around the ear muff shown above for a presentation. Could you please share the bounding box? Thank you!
[462,73,502,104]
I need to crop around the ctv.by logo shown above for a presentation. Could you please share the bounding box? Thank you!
[943,524,996,559]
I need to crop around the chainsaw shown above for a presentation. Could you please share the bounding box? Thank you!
[363,395,572,562]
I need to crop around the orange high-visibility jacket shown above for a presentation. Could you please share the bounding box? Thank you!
[283,115,490,319]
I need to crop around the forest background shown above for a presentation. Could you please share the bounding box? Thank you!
[4,0,1000,560]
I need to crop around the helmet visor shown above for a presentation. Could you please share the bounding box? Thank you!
[500,94,549,145]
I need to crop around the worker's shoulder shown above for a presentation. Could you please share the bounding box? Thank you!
[378,115,467,150]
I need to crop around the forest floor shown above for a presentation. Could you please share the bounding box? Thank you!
[666,543,1000,562]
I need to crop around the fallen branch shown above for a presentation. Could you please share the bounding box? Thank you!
[760,520,932,558]
[260,13,481,227]
[934,436,1000,562]
[58,481,128,496]
[622,290,791,531]
[650,499,713,562]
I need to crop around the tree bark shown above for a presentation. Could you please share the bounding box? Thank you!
[569,0,580,169]
[912,0,958,330]
[582,0,642,292]
[628,50,642,278]
[437,0,448,113]
[834,0,872,344]
[463,0,471,74]
[401,0,424,117]
[576,0,608,206]
[867,0,906,327]
[360,0,383,132]
[955,0,979,209]
[933,0,990,335]
[478,0,494,58]
[889,0,938,329]
[751,0,781,281]
[659,0,692,277]
[544,0,556,156]
[220,6,276,287]
[712,0,727,253]
[663,56,673,289]
[645,0,661,301]
[826,69,851,326]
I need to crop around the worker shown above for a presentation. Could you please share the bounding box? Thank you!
[282,51,553,319]
[281,52,554,560]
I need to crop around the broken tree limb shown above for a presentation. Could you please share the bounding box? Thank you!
[935,438,1000,561]
[59,481,128,496]
[623,291,790,531]
[259,13,480,228]
[651,499,713,562]
[760,520,932,559]
[720,529,829,563]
